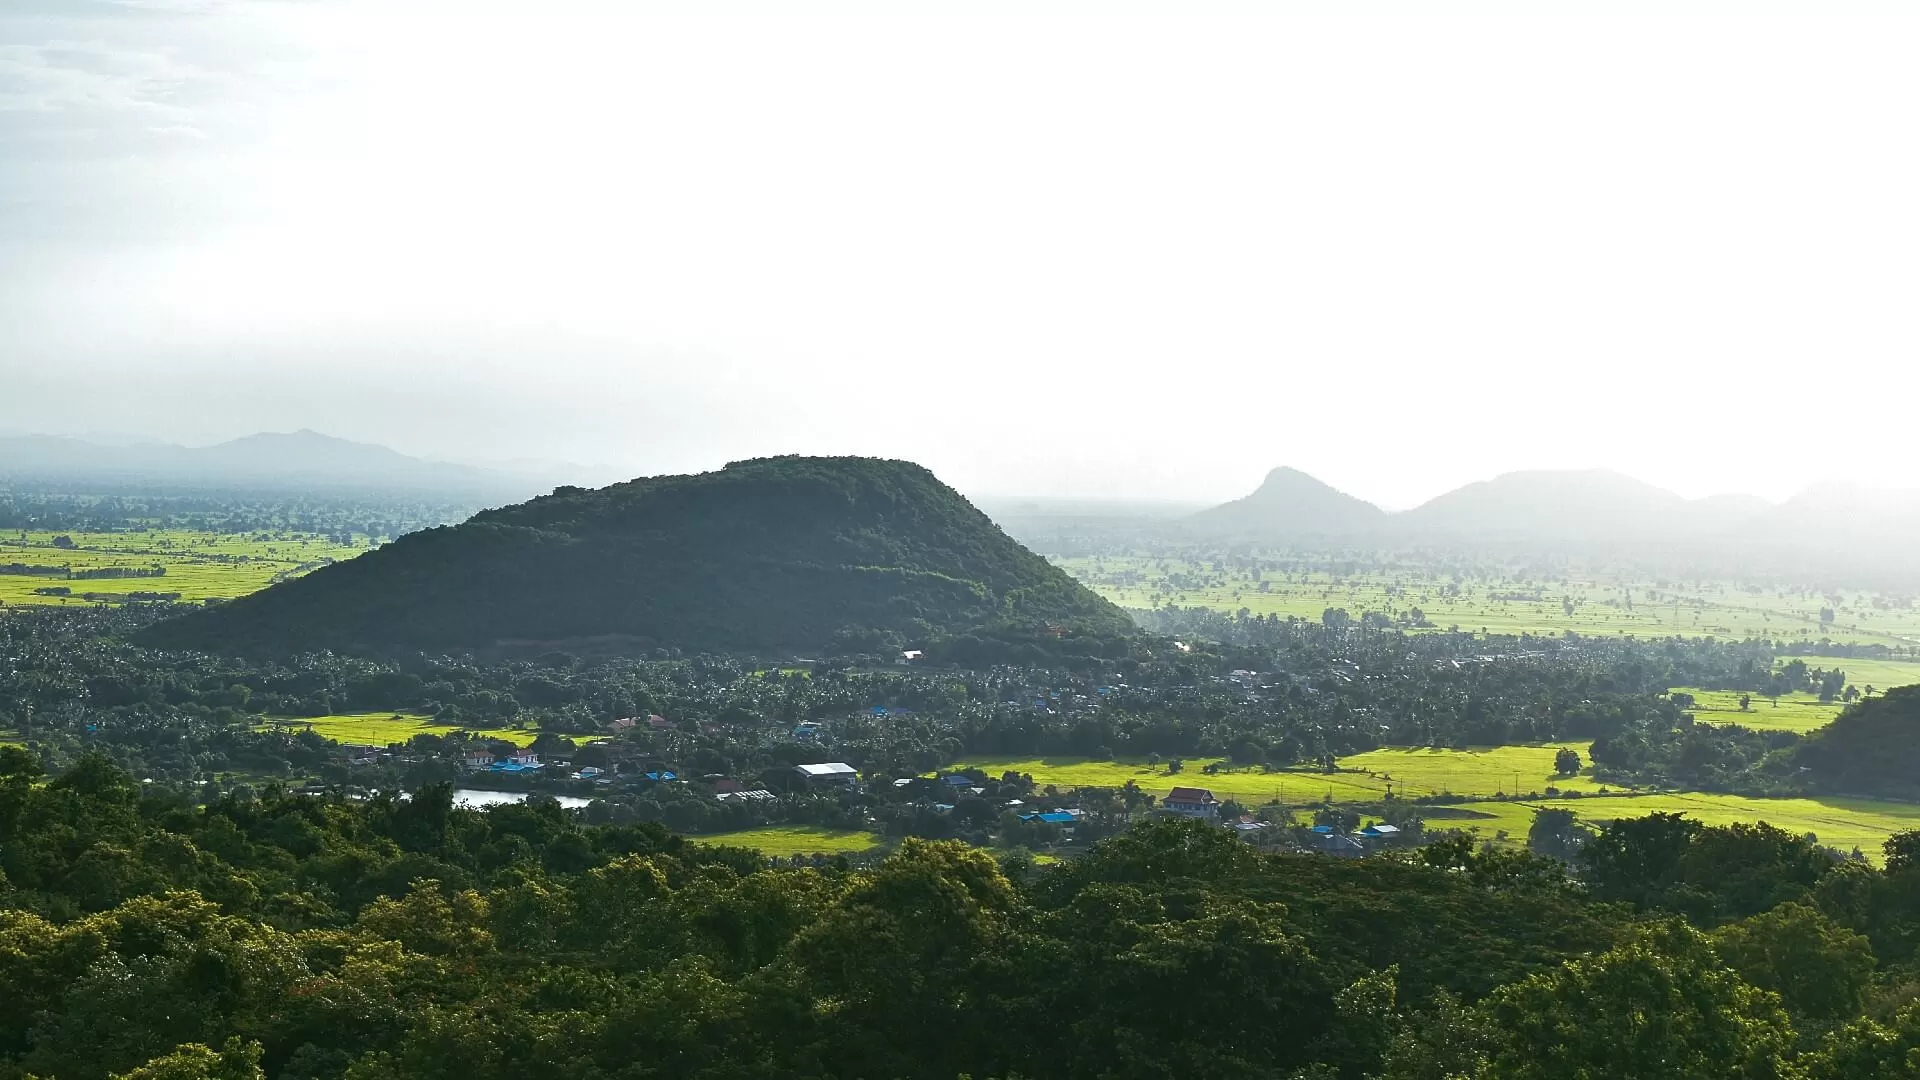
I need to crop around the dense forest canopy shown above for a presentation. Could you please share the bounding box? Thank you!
[7,753,1920,1080]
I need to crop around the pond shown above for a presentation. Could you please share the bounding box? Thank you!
[450,788,593,810]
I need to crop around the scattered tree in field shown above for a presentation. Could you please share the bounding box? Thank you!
[1528,807,1590,861]
[1554,748,1581,776]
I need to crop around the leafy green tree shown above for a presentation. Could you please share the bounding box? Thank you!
[1882,830,1920,872]
[1799,1002,1920,1080]
[355,879,493,957]
[1711,902,1875,1031]
[1526,808,1588,862]
[113,1038,265,1080]
[1581,814,1831,923]
[1480,921,1794,1080]
[1376,991,1501,1080]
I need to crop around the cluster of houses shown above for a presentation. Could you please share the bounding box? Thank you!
[327,696,1419,860]
[464,747,546,774]
[1303,822,1402,856]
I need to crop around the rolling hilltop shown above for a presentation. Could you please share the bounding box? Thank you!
[139,455,1131,656]
[1129,467,1920,584]
[1396,469,1763,541]
[1180,467,1786,544]
[1182,466,1386,538]
[0,429,604,495]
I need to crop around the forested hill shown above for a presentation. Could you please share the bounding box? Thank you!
[138,455,1133,657]
[1792,686,1920,799]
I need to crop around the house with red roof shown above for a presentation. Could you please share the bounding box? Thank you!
[1162,786,1220,820]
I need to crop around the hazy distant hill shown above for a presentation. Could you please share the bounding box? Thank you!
[1183,467,1387,537]
[0,430,531,494]
[1766,483,1920,536]
[1176,466,1798,549]
[140,455,1133,656]
[1398,469,1698,541]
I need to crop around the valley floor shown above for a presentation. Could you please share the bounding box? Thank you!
[1057,555,1920,649]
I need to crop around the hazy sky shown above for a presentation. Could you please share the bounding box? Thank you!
[4,1,1916,508]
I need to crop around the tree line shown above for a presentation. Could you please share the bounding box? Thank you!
[9,751,1920,1079]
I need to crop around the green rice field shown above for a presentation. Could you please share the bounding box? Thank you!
[1433,792,1920,864]
[958,748,1920,865]
[694,825,883,857]
[1672,690,1844,734]
[957,744,1612,808]
[1667,661,1920,734]
[1055,556,1920,648]
[1341,743,1607,796]
[1798,657,1920,692]
[258,713,543,748]
[0,528,368,608]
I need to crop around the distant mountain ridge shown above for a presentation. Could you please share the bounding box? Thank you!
[1397,469,1744,541]
[0,430,581,494]
[1185,466,1793,545]
[140,455,1133,657]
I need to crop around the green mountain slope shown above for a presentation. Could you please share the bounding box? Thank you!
[1791,686,1920,800]
[138,456,1131,656]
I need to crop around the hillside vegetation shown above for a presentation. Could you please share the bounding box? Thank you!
[139,456,1131,657]
[1794,686,1920,800]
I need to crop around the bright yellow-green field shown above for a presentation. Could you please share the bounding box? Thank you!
[1430,792,1920,864]
[952,745,1612,810]
[961,750,1920,865]
[694,825,883,856]
[0,528,368,608]
[258,713,542,748]
[1673,690,1845,734]
[1667,659,1920,734]
[957,745,1612,808]
[1803,657,1920,693]
[1342,743,1605,797]
[1055,556,1920,648]
[959,756,1395,805]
